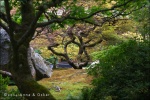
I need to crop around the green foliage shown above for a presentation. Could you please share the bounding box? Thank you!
[46,55,58,67]
[0,0,5,12]
[80,87,92,100]
[0,75,9,98]
[85,40,150,100]
[34,49,42,54]
[12,14,22,24]
[49,23,64,30]
[0,75,26,100]
[66,93,82,100]
[132,1,150,41]
[70,5,88,18]
[87,6,100,14]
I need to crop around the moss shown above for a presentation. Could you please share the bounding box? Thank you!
[14,78,56,100]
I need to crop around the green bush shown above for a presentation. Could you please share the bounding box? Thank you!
[84,40,150,100]
[0,75,9,99]
[66,93,82,100]
[0,75,26,100]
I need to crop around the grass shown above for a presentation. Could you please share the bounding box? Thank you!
[7,68,93,100]
[38,68,93,99]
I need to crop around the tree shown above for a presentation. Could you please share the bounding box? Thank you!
[0,0,147,99]
[46,24,102,69]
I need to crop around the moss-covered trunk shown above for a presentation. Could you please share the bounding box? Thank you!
[10,44,55,100]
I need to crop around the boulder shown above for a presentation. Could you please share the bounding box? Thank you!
[30,47,52,80]
[0,27,10,70]
[0,27,52,81]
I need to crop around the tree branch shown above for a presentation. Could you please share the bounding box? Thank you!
[64,37,75,53]
[48,46,65,57]
[0,12,8,23]
[68,0,134,20]
[79,19,102,26]
[17,11,43,48]
[84,39,103,47]
[36,0,141,28]
[35,0,66,27]
[36,17,66,27]
[72,40,80,47]
[78,49,90,69]
[4,0,16,46]
[17,0,65,47]
[37,0,65,12]
[0,22,9,33]
[85,39,92,44]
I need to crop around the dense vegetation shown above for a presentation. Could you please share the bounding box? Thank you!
[82,40,150,100]
[0,75,25,100]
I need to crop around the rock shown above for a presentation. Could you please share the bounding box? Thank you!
[28,47,37,79]
[30,47,53,80]
[0,27,10,70]
[55,86,61,92]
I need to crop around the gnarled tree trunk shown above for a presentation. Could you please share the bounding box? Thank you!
[9,44,55,100]
[2,0,56,99]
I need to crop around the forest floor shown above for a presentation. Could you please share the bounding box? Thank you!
[8,68,93,100]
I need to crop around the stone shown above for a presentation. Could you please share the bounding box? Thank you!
[55,86,61,92]
[30,47,53,80]
[0,27,10,67]
[28,47,37,79]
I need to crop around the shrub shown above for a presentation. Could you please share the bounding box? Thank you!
[0,75,26,100]
[84,40,150,100]
[66,93,82,100]
[0,74,9,99]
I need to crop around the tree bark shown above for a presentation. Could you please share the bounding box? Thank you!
[9,44,55,100]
